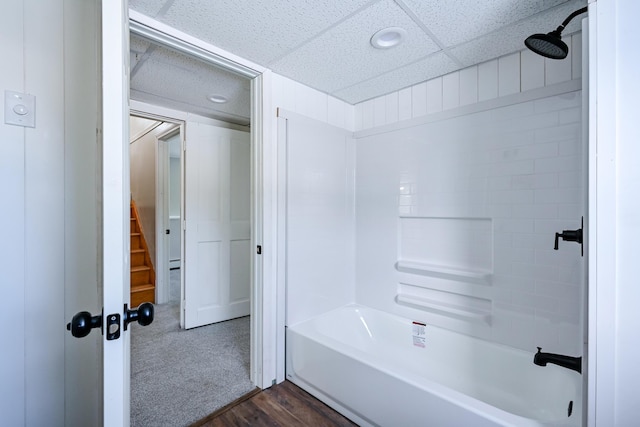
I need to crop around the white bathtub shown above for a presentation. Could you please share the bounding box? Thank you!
[286,304,582,427]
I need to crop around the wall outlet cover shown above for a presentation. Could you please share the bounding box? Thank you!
[5,90,35,128]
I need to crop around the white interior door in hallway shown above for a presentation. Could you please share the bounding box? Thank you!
[184,123,251,329]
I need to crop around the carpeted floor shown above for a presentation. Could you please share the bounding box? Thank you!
[130,301,256,426]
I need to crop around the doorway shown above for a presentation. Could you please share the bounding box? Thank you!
[128,109,256,425]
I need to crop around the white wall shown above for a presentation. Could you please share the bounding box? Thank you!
[0,0,101,425]
[589,1,640,425]
[281,111,356,326]
[612,2,640,422]
[268,73,355,381]
[271,73,355,131]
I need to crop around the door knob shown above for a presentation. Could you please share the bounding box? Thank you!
[67,310,102,338]
[123,302,154,331]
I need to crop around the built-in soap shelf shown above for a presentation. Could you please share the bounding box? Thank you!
[395,260,492,286]
[395,293,492,325]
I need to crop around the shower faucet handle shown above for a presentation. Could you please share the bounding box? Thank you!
[553,217,584,256]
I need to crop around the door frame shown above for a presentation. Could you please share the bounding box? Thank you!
[129,11,272,388]
[150,118,185,304]
[154,121,183,305]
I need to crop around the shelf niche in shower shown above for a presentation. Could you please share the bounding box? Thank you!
[398,216,493,285]
[395,260,492,285]
[395,283,492,325]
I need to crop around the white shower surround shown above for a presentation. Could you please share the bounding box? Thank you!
[282,39,586,425]
[284,39,585,355]
[355,87,584,356]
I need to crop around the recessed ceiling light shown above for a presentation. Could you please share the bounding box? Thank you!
[207,94,228,104]
[370,27,407,49]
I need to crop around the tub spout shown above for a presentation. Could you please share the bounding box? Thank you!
[534,347,582,374]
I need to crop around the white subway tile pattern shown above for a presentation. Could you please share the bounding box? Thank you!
[356,85,584,355]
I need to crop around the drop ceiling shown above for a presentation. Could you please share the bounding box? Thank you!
[128,0,587,123]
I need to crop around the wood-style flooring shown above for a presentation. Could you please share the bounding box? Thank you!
[191,380,359,427]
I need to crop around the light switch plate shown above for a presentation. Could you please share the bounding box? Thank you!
[5,90,36,128]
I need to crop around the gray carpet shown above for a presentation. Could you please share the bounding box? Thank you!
[130,302,256,426]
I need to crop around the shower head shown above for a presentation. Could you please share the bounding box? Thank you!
[525,6,587,59]
[525,30,568,59]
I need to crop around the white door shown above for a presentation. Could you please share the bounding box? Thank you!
[102,1,130,424]
[184,123,251,329]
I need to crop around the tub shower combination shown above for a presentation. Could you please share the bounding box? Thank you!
[287,305,582,427]
[284,6,587,425]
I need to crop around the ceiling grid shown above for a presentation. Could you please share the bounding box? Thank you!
[128,0,587,120]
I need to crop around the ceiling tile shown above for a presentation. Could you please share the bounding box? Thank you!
[129,0,173,18]
[130,90,250,125]
[334,51,459,104]
[129,0,587,109]
[449,0,586,67]
[400,0,572,47]
[129,36,250,121]
[130,35,151,53]
[145,0,374,65]
[270,0,440,94]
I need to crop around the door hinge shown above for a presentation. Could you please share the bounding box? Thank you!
[256,245,262,255]
[183,139,187,151]
[183,220,187,231]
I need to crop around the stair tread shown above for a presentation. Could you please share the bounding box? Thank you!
[131,283,155,291]
[131,248,145,253]
[131,265,151,272]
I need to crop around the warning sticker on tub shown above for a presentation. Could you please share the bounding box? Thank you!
[412,321,426,348]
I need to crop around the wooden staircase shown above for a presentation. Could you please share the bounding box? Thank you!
[130,200,155,307]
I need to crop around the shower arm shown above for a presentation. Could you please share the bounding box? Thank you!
[554,6,588,34]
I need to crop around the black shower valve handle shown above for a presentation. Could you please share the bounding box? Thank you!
[553,217,584,256]
[555,229,582,248]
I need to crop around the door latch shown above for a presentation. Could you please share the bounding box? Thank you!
[67,303,154,340]
[105,313,121,340]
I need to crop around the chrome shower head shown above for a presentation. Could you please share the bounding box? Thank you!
[525,6,587,60]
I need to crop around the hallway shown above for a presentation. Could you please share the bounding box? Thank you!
[130,281,254,426]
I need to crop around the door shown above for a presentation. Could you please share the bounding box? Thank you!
[102,1,130,424]
[184,123,251,329]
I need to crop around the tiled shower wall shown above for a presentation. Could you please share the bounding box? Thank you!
[354,35,585,356]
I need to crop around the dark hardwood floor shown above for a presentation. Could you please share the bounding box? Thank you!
[191,380,359,427]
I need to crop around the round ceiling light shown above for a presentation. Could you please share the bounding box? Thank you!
[207,94,228,104]
[370,27,407,49]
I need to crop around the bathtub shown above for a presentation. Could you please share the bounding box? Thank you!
[286,304,582,427]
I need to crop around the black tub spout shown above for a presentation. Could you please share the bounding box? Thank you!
[534,347,582,374]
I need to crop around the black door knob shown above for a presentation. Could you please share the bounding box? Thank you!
[124,302,154,331]
[67,311,102,338]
